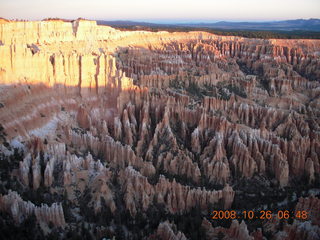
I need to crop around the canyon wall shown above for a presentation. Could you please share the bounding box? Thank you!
[0,19,319,239]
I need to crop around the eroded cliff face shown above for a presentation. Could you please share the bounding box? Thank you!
[0,190,65,227]
[0,19,319,239]
[151,221,187,240]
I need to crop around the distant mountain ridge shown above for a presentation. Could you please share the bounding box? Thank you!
[180,19,320,31]
[97,19,320,32]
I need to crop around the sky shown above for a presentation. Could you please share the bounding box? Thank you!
[1,0,320,22]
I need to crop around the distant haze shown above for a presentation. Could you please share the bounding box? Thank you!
[0,0,320,21]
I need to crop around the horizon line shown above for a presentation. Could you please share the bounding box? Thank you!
[1,17,319,24]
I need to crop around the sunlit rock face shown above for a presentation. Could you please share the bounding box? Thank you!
[0,19,319,239]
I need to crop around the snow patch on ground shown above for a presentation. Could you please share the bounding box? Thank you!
[29,116,59,138]
[0,145,12,156]
[308,188,320,196]
[0,137,25,156]
[11,137,25,149]
[28,112,73,139]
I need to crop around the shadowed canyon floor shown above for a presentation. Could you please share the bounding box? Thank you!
[0,19,320,239]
